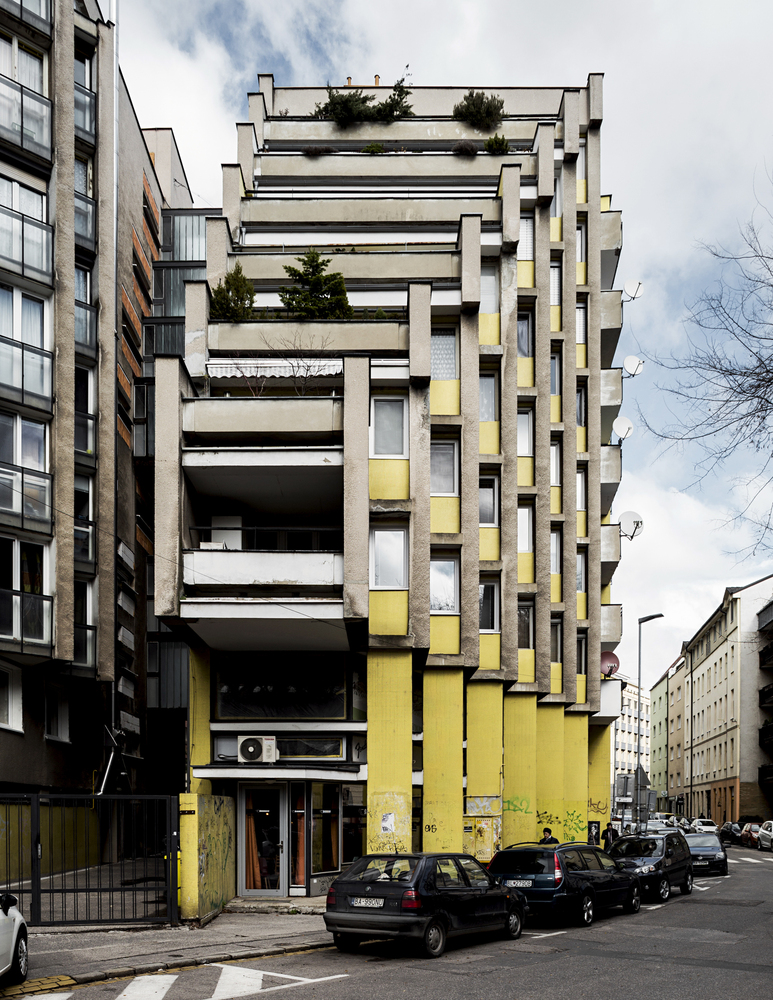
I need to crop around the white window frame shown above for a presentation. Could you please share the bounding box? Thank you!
[430,556,459,615]
[550,529,562,574]
[369,525,408,590]
[45,684,69,742]
[479,373,498,422]
[369,395,408,459]
[0,284,51,350]
[576,468,587,511]
[0,33,48,96]
[517,215,534,261]
[430,328,458,380]
[518,600,534,649]
[517,505,533,553]
[0,411,47,471]
[75,265,91,307]
[479,476,499,527]
[517,310,533,358]
[550,261,562,305]
[430,439,458,497]
[576,223,586,263]
[550,616,563,662]
[576,302,587,345]
[550,353,561,396]
[576,549,587,593]
[576,384,587,427]
[480,264,499,313]
[0,662,22,732]
[479,577,500,633]
[0,534,48,592]
[517,409,533,457]
[550,440,561,486]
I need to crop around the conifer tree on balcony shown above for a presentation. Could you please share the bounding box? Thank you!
[279,249,354,320]
[210,261,255,321]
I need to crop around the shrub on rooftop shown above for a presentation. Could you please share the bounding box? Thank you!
[483,132,510,154]
[452,89,505,131]
[313,75,414,128]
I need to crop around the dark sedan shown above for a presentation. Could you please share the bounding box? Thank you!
[608,832,693,900]
[719,822,743,846]
[684,833,728,876]
[324,853,526,958]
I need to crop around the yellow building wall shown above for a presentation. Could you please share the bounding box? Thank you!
[551,574,562,603]
[517,457,534,486]
[517,357,534,386]
[550,662,563,694]
[518,647,536,683]
[536,705,565,841]
[430,615,461,654]
[550,217,563,242]
[190,646,212,795]
[370,590,409,635]
[479,314,501,345]
[577,511,588,537]
[518,552,535,583]
[588,724,612,828]
[466,683,503,799]
[430,380,460,415]
[577,427,587,453]
[578,180,588,203]
[424,669,464,851]
[503,694,537,845]
[577,592,588,621]
[600,194,611,211]
[479,527,500,561]
[550,395,562,423]
[479,421,500,454]
[479,632,501,670]
[563,715,589,843]
[576,262,587,285]
[601,583,612,604]
[550,486,562,514]
[550,306,562,332]
[367,650,413,852]
[576,344,587,369]
[369,459,410,499]
[517,261,535,288]
[430,496,460,534]
[179,793,236,921]
[576,674,587,704]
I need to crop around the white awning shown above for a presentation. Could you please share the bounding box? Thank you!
[207,358,344,379]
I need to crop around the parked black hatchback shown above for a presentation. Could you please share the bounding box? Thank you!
[324,853,526,958]
[487,843,641,927]
[684,833,728,876]
[608,830,693,900]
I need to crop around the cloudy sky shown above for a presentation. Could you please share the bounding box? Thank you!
[119,0,773,688]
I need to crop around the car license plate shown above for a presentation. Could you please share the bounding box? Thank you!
[506,879,533,887]
[351,897,384,907]
[694,861,709,865]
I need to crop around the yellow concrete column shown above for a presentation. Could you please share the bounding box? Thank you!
[503,694,537,845]
[189,647,212,795]
[423,669,463,851]
[366,650,413,852]
[563,715,589,842]
[588,723,612,829]
[466,683,503,799]
[536,705,565,841]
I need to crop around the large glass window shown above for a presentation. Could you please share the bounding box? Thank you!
[430,557,458,613]
[576,302,587,345]
[430,329,457,380]
[550,261,562,306]
[430,441,457,495]
[480,265,499,313]
[517,215,534,261]
[518,601,534,649]
[517,311,533,357]
[550,441,562,486]
[550,617,562,662]
[550,529,562,574]
[479,374,497,421]
[371,397,407,458]
[479,578,499,632]
[577,468,587,511]
[517,409,533,456]
[577,549,587,592]
[0,34,45,94]
[518,505,533,552]
[0,285,46,348]
[370,526,408,589]
[311,783,340,874]
[479,476,498,526]
[550,353,561,395]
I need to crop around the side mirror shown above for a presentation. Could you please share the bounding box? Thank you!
[0,893,18,916]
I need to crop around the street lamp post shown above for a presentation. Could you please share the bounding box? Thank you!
[636,613,664,831]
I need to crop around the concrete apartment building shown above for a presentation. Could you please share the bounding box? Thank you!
[151,72,627,901]
[650,658,680,811]
[611,673,650,789]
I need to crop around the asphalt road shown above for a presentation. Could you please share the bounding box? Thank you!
[15,845,773,999]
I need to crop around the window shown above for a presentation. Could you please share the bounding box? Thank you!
[550,261,562,306]
[576,384,587,428]
[576,302,587,346]
[479,578,499,632]
[479,477,498,526]
[677,686,681,701]
[576,550,587,593]
[0,33,46,94]
[0,663,21,730]
[370,396,407,458]
[0,412,46,469]
[430,441,457,496]
[517,215,534,261]
[550,529,562,574]
[576,224,586,263]
[550,441,561,486]
[518,504,533,552]
[576,468,587,511]
[517,409,533,456]
[517,311,533,357]
[518,600,534,648]
[0,536,48,644]
[577,633,587,674]
[551,173,563,218]
[480,265,499,313]
[74,156,92,197]
[0,175,45,222]
[430,557,458,613]
[370,527,408,589]
[431,329,457,380]
[75,265,90,306]
[479,374,497,421]
[550,353,561,395]
[74,474,93,562]
[45,684,69,742]
[550,617,562,662]
[677,715,681,730]
[0,284,46,348]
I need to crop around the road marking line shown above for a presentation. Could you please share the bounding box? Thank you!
[643,904,663,910]
[527,931,567,939]
[727,859,739,864]
[114,976,178,1000]
[210,966,265,998]
[740,857,763,864]
[693,885,710,891]
[29,994,73,1000]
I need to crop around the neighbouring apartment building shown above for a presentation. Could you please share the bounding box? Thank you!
[611,673,650,790]
[151,72,627,899]
[650,658,679,812]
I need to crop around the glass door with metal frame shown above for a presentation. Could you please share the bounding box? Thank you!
[241,784,287,895]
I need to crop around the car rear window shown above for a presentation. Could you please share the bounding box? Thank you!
[489,849,553,874]
[343,855,419,882]
[686,835,721,850]
[609,838,664,859]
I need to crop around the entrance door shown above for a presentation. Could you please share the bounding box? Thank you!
[242,785,287,895]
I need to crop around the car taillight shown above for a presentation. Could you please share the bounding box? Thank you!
[554,853,563,887]
[401,889,421,910]
[326,888,336,908]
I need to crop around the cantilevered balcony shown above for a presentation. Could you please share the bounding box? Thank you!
[600,444,622,517]
[74,83,95,144]
[0,588,52,654]
[600,522,621,586]
[0,336,52,411]
[759,722,773,756]
[0,462,51,533]
[0,0,51,34]
[182,396,343,443]
[183,548,344,591]
[601,603,622,650]
[0,206,53,283]
[0,75,51,160]
[600,368,623,445]
[760,682,773,710]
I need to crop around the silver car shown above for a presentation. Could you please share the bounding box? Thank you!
[0,893,28,984]
[757,820,773,852]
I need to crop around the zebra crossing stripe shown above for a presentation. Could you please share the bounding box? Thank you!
[114,975,178,1000]
[210,965,265,998]
[34,994,73,1000]
[739,857,763,864]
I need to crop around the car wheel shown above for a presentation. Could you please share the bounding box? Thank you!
[503,908,522,940]
[422,918,446,959]
[757,838,762,851]
[657,877,670,901]
[679,873,693,895]
[9,931,28,984]
[333,933,359,953]
[623,884,641,914]
[577,894,594,927]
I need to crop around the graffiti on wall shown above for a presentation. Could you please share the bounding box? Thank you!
[197,795,235,919]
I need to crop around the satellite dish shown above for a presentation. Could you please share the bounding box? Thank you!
[619,511,644,539]
[600,651,620,676]
[624,280,643,300]
[613,416,634,440]
[623,355,644,377]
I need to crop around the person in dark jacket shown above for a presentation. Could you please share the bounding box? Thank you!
[601,822,617,850]
[539,827,559,844]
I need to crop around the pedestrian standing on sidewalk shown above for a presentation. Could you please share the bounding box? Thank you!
[539,828,559,844]
[601,822,617,850]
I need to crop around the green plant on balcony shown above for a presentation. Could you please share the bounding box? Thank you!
[302,145,339,156]
[209,261,254,321]
[452,140,479,156]
[361,142,386,154]
[313,74,414,128]
[452,90,505,131]
[279,248,354,320]
[484,132,510,154]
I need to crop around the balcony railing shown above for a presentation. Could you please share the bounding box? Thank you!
[75,301,97,356]
[0,75,51,160]
[75,412,97,459]
[74,520,95,565]
[74,192,96,250]
[0,335,52,411]
[0,205,52,283]
[760,642,773,668]
[74,83,95,144]
[0,0,51,35]
[0,587,52,651]
[190,525,344,551]
[0,461,51,533]
[760,724,773,756]
[760,681,773,710]
[74,623,96,671]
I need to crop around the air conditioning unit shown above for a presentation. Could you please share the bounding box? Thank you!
[238,735,278,764]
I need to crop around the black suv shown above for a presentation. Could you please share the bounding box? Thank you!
[608,830,693,900]
[487,843,641,927]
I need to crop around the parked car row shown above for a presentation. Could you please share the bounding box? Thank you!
[0,893,27,985]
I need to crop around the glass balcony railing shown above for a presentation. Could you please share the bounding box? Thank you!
[74,192,96,250]
[74,520,95,565]
[0,460,51,533]
[74,83,95,144]
[74,623,96,670]
[0,335,52,411]
[0,205,52,283]
[0,0,51,35]
[0,587,52,651]
[75,301,97,356]
[75,412,97,459]
[0,75,51,159]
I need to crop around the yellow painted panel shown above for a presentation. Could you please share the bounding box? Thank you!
[600,194,611,212]
[189,647,212,795]
[518,647,535,683]
[577,180,588,204]
[479,526,500,562]
[576,344,587,369]
[479,313,501,346]
[601,511,611,525]
[550,217,563,242]
[576,426,587,453]
[576,262,587,286]
[577,591,588,621]
[429,379,460,416]
[550,394,562,423]
[369,458,410,499]
[517,357,534,387]
[430,615,461,654]
[517,261,535,288]
[503,693,537,844]
[551,573,562,603]
[367,650,413,852]
[424,669,463,851]
[576,511,587,538]
[479,421,500,455]
[536,704,565,840]
[467,683,503,796]
[479,632,501,670]
[601,584,611,604]
[518,552,535,583]
[550,662,562,694]
[370,590,409,635]
[588,724,612,827]
[550,486,562,515]
[517,456,534,486]
[576,674,587,704]
[180,794,236,920]
[431,496,460,534]
[563,715,588,842]
[550,305,562,332]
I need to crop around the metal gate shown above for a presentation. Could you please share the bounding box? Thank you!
[0,794,178,925]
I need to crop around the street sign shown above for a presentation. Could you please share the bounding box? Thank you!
[635,765,650,788]
[617,796,632,803]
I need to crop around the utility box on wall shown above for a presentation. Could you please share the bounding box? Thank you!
[179,793,236,921]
